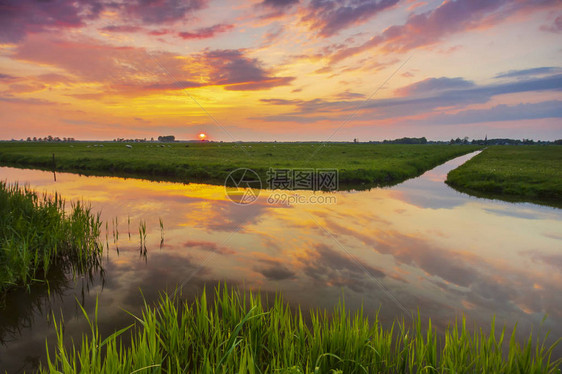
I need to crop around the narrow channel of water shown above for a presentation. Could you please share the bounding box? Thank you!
[1,151,561,372]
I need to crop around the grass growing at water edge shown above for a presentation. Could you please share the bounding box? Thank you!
[446,146,562,207]
[42,285,561,373]
[0,181,103,295]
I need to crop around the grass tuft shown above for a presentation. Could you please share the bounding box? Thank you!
[0,181,103,295]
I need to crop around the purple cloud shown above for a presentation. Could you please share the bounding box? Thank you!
[0,0,209,42]
[0,73,19,82]
[334,90,365,100]
[183,240,234,255]
[121,0,207,24]
[495,67,562,79]
[205,50,265,85]
[303,0,399,37]
[359,73,562,117]
[255,73,562,123]
[301,244,385,293]
[204,49,295,90]
[331,0,558,63]
[258,265,296,280]
[395,77,476,96]
[178,23,233,40]
[0,95,53,105]
[101,25,143,33]
[0,0,103,42]
[257,0,300,19]
[425,100,562,125]
[261,0,299,8]
[143,49,295,92]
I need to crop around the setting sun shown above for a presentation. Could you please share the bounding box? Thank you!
[199,133,207,140]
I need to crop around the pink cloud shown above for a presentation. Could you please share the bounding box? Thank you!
[12,35,294,97]
[540,15,562,33]
[178,24,234,39]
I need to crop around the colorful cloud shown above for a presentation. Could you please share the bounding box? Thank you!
[0,0,560,140]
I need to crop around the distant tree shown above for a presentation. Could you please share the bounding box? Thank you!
[26,137,31,141]
[383,137,427,144]
[158,135,175,142]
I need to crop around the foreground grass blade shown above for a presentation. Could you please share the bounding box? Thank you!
[41,285,562,373]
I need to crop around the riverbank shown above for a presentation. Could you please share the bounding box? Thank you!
[0,142,482,188]
[446,146,562,208]
[42,285,561,373]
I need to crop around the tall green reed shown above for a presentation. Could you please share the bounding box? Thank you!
[159,217,164,248]
[139,219,147,256]
[0,181,103,294]
[41,285,561,373]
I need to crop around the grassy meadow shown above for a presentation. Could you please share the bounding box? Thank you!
[446,146,562,207]
[0,182,102,295]
[42,285,561,373]
[0,142,482,188]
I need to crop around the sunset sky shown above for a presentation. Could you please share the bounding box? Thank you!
[0,0,561,141]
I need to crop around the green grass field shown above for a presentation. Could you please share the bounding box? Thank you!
[0,142,481,188]
[446,146,562,207]
[42,285,561,373]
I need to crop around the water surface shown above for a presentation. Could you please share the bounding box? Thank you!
[1,152,561,371]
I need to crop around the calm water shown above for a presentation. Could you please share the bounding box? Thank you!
[1,151,561,371]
